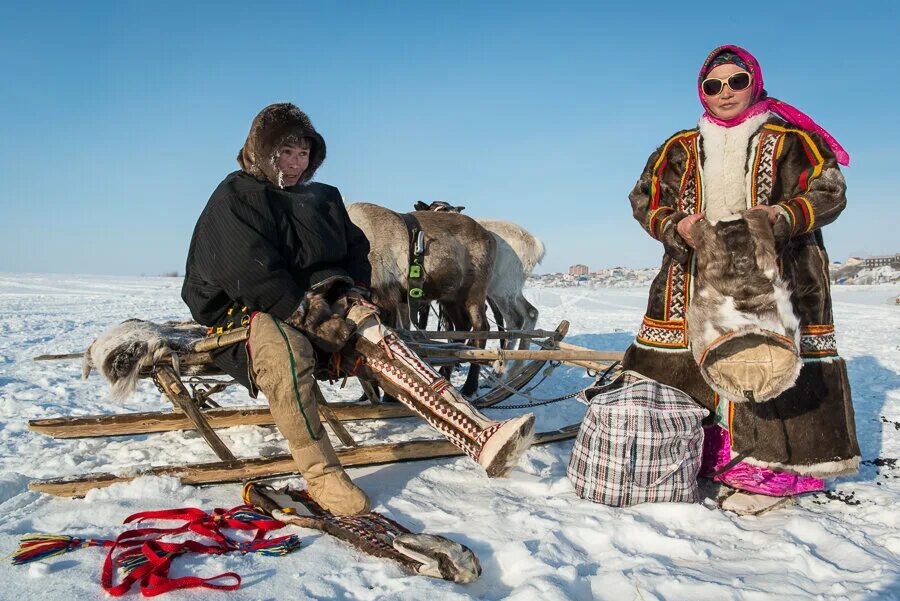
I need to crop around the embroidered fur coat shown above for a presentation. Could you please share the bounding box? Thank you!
[621,112,860,478]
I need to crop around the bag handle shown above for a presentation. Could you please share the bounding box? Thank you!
[626,437,688,489]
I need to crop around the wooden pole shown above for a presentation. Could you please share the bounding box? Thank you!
[152,366,237,462]
[401,328,559,341]
[27,425,579,498]
[546,341,624,372]
[33,352,84,361]
[421,348,625,362]
[192,328,250,352]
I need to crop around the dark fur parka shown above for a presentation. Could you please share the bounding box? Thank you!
[621,115,859,478]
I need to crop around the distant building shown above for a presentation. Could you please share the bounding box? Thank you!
[569,264,589,276]
[864,254,900,268]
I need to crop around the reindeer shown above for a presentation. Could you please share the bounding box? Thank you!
[413,202,544,355]
[347,202,496,396]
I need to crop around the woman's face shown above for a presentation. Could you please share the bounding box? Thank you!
[703,63,754,120]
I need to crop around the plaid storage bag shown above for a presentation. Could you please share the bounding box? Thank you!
[567,370,707,506]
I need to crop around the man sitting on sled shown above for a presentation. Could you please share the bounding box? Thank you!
[181,103,535,516]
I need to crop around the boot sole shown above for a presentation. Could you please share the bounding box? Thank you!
[478,414,536,477]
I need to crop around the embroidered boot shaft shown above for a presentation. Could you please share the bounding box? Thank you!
[343,302,535,477]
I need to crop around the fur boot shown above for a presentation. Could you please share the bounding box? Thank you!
[344,301,535,477]
[292,436,371,516]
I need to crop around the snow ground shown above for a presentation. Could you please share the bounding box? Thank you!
[0,273,898,601]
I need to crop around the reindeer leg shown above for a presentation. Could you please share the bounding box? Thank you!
[459,304,483,398]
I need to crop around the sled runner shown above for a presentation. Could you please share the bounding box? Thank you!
[28,320,623,497]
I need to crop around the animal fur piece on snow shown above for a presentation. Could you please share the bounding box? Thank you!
[687,210,801,403]
[82,319,207,398]
[393,533,481,583]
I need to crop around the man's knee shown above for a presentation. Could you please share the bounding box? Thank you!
[248,313,316,379]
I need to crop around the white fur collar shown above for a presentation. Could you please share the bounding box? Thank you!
[698,112,771,223]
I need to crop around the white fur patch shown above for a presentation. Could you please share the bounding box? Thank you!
[84,320,207,399]
[698,112,771,223]
[738,454,860,478]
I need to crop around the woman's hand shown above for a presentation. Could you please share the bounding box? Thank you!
[748,204,781,224]
[676,212,705,248]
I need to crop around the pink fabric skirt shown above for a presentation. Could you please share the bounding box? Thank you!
[700,425,824,496]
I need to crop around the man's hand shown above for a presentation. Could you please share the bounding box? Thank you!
[675,212,705,248]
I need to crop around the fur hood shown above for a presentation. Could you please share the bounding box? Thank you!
[686,211,801,403]
[237,103,326,187]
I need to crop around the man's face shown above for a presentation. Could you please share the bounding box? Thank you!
[275,144,310,187]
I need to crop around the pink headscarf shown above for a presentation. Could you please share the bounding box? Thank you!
[699,45,849,166]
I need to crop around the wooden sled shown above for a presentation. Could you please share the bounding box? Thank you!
[28,320,623,498]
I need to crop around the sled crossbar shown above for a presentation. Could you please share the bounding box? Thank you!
[28,425,580,498]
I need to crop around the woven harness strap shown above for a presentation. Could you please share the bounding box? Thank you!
[101,504,292,597]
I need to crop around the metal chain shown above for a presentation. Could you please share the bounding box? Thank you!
[482,361,621,410]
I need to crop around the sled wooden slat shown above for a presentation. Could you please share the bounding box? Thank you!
[28,425,580,498]
[401,328,559,341]
[314,387,360,448]
[535,340,624,372]
[471,319,568,407]
[28,403,417,439]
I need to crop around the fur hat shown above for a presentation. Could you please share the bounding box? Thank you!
[686,211,801,403]
[237,103,326,187]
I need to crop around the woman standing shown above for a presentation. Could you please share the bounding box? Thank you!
[622,45,859,515]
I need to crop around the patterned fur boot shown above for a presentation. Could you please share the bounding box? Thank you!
[344,302,535,477]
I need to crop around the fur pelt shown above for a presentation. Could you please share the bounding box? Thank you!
[82,320,207,399]
[237,103,326,187]
[698,111,770,223]
[687,211,801,402]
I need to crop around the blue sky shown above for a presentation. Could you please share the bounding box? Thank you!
[1,1,898,275]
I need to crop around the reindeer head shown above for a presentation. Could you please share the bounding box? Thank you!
[413,201,465,213]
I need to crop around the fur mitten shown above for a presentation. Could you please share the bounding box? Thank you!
[686,211,801,403]
[286,293,357,353]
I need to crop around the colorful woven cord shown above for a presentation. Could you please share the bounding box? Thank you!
[11,503,302,597]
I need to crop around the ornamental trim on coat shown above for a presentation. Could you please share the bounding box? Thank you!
[636,316,689,350]
[799,324,838,360]
[635,123,839,352]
